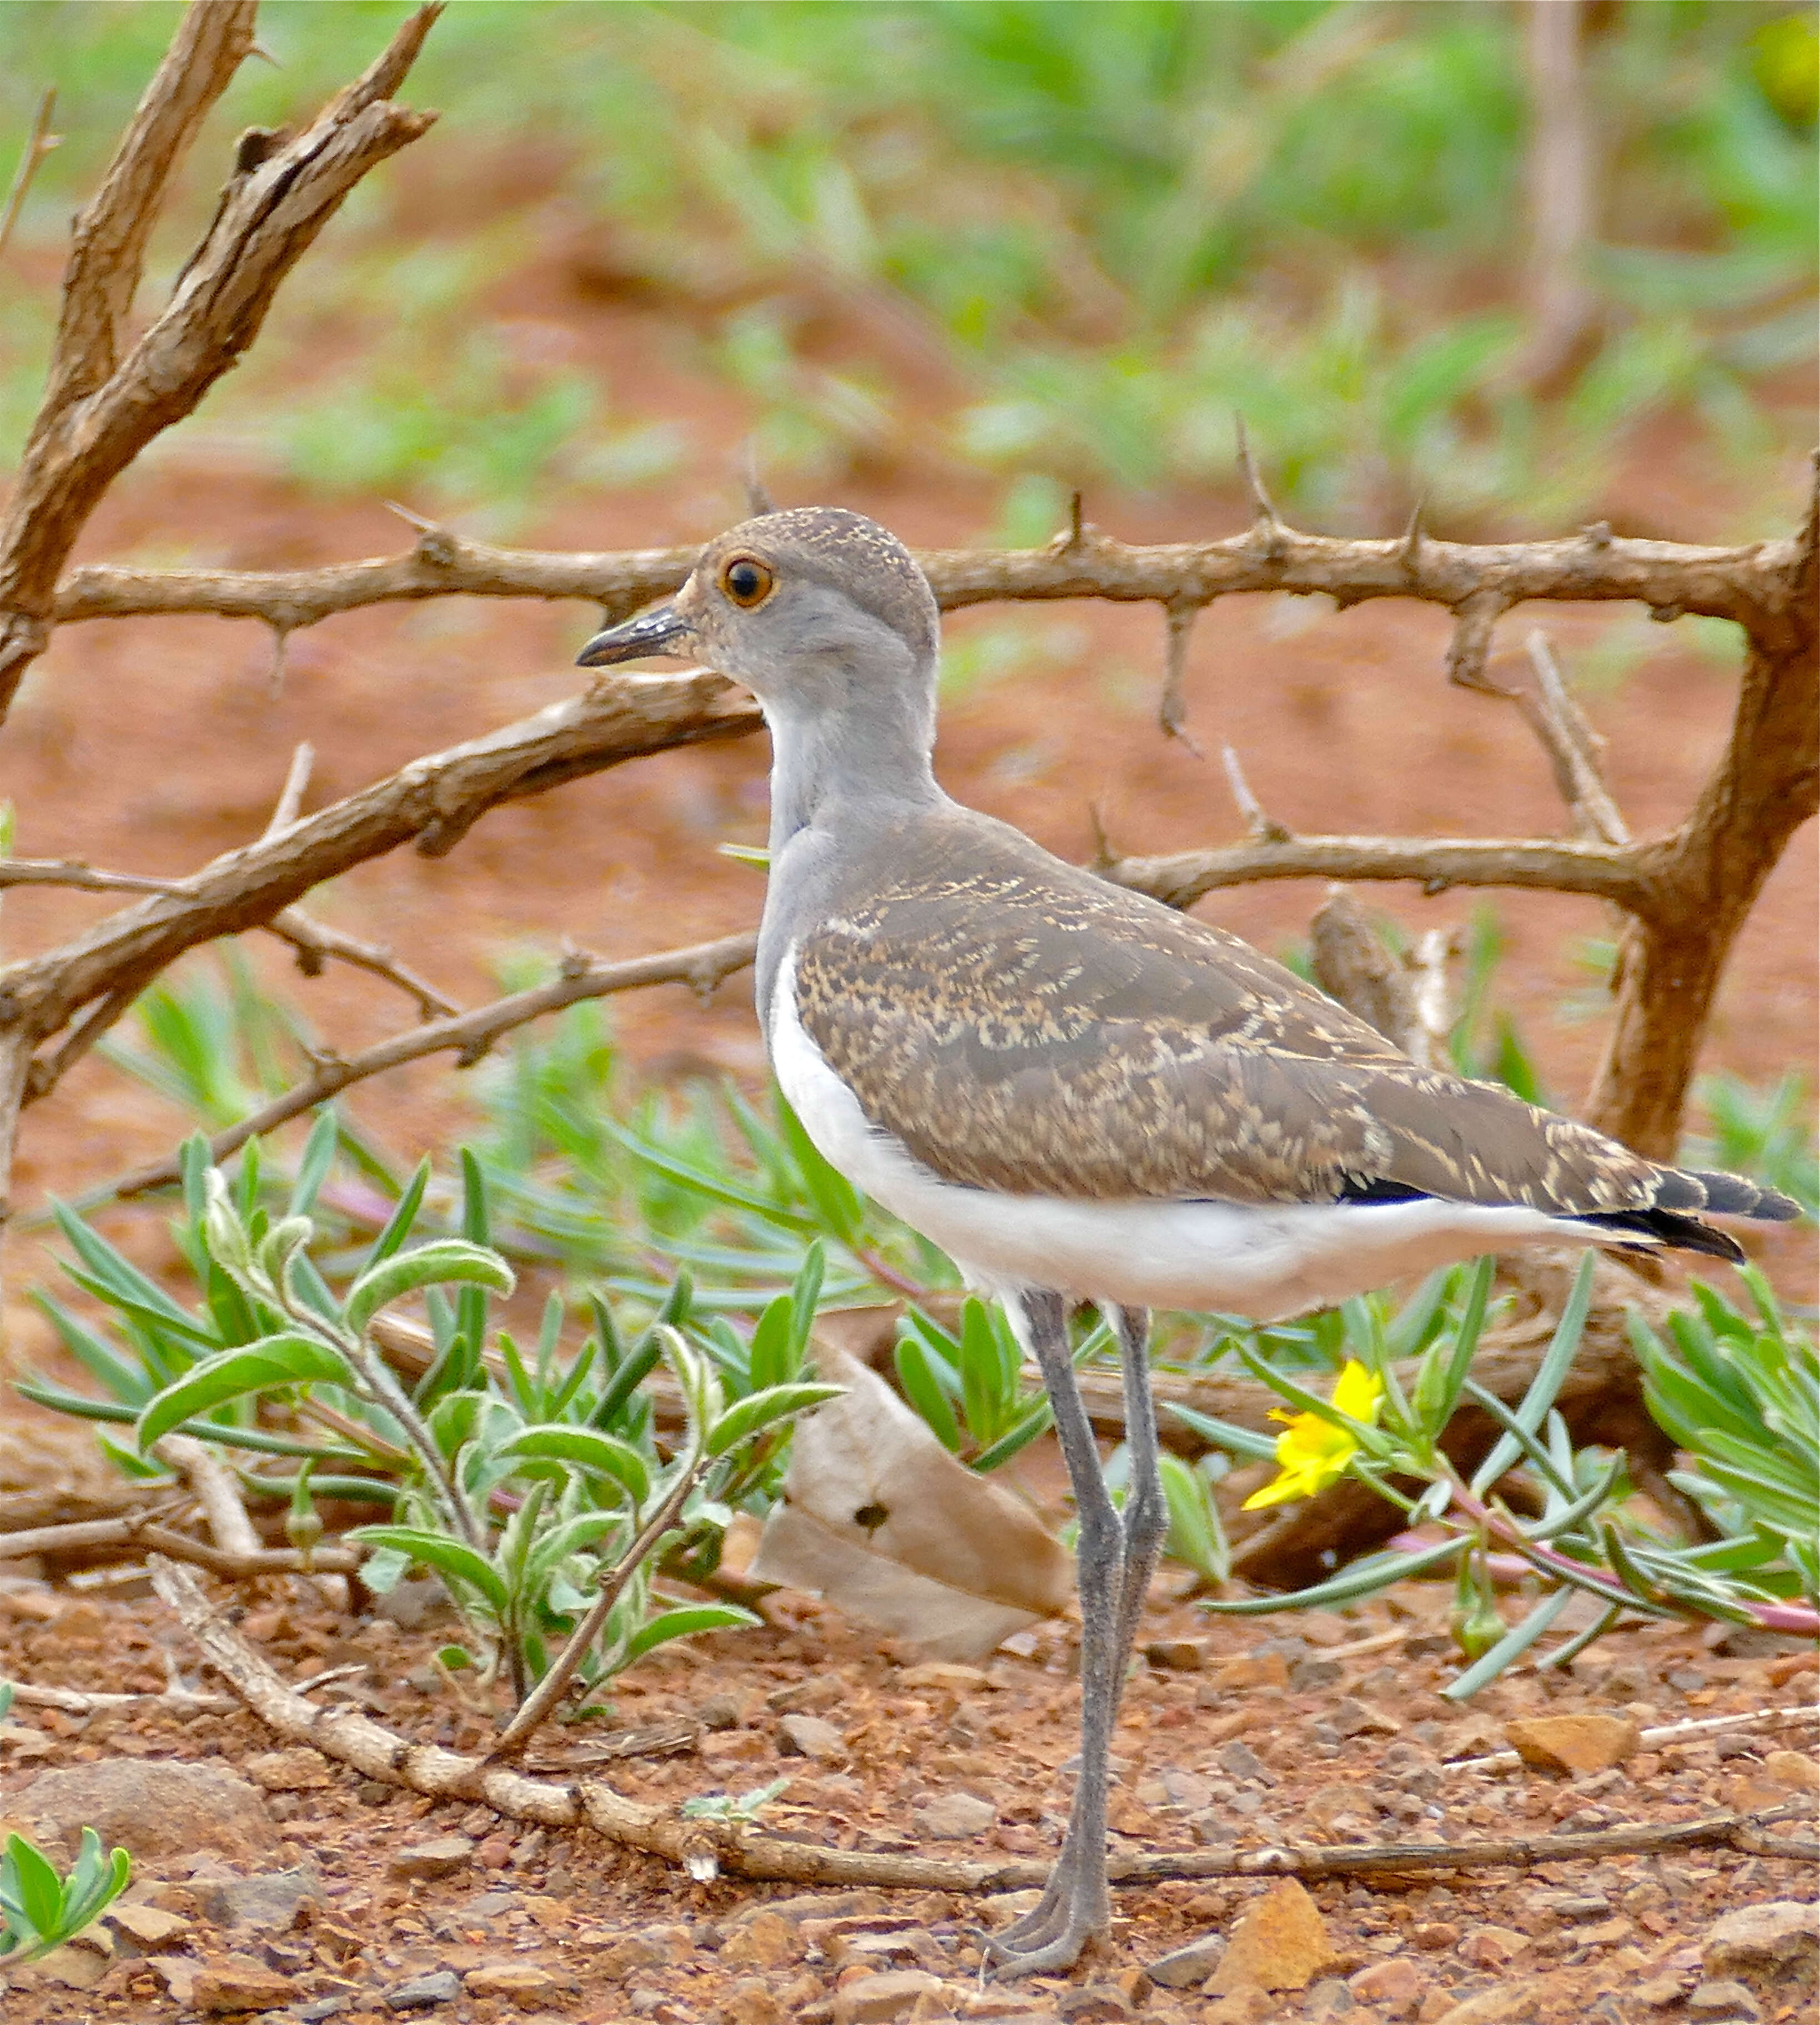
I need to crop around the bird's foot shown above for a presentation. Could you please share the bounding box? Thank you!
[978,1852,1108,1978]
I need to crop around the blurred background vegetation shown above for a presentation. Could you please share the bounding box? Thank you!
[1,0,1814,536]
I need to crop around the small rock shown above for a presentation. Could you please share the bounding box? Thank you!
[1147,1935,1226,1988]
[105,1902,193,1951]
[1703,1901,1819,1978]
[1332,1696,1400,1737]
[1208,1878,1336,1994]
[1291,1657,1345,1693]
[1503,1713,1640,1776]
[700,1694,745,1729]
[833,1968,944,2023]
[1305,1976,1355,2020]
[1056,1985,1133,2021]
[389,1833,475,1881]
[12,1943,110,1990]
[385,1968,462,2009]
[142,1954,202,2004]
[718,1910,799,1970]
[1212,1650,1291,1690]
[1144,1639,1205,1672]
[1763,1750,1820,1791]
[1428,1986,1540,2025]
[243,1747,334,1791]
[14,1758,278,1865]
[779,1713,849,1762]
[194,1866,322,1932]
[911,1791,997,1840]
[898,1662,994,1693]
[725,1979,790,2025]
[464,1960,557,2004]
[193,1960,299,2013]
[1635,1971,1692,2006]
[1217,1739,1272,1784]
[1457,1925,1526,1968]
[1410,1923,1458,1952]
[1204,1982,1277,2024]
[1688,1979,1762,2018]
[768,1673,848,1714]
[1349,1956,1425,2016]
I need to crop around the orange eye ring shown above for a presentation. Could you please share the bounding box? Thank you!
[720,556,775,608]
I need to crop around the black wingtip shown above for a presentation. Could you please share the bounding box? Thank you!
[1574,1205,1748,1263]
[1654,1167,1804,1224]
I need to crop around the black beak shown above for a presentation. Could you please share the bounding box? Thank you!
[575,603,692,668]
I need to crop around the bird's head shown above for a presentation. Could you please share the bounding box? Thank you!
[576,506,939,719]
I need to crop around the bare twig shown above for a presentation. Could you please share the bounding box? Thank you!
[0,1509,358,1578]
[1219,745,1292,845]
[6,1680,236,1716]
[264,910,459,1021]
[150,1554,1811,1896]
[1159,600,1205,752]
[157,1432,260,1558]
[23,983,140,1100]
[0,859,189,897]
[101,930,758,1199]
[1100,830,1645,912]
[0,87,60,268]
[0,2,441,719]
[264,742,316,840]
[1520,631,1631,846]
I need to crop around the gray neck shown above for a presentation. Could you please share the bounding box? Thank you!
[762,683,938,854]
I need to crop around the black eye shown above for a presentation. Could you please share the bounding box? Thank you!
[721,556,774,608]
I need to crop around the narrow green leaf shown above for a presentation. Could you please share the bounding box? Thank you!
[1470,1251,1594,1495]
[896,1338,963,1451]
[624,1603,758,1661]
[288,1109,340,1218]
[706,1382,843,1457]
[2,1833,64,1943]
[1164,1400,1279,1462]
[1201,1535,1466,1614]
[775,1095,862,1243]
[496,1425,651,1508]
[135,1335,354,1452]
[368,1158,433,1267]
[344,1242,515,1337]
[346,1526,510,1615]
[1441,1583,1578,1700]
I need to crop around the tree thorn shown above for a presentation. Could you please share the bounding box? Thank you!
[1399,494,1427,576]
[1220,744,1292,845]
[1159,600,1207,755]
[1234,416,1286,556]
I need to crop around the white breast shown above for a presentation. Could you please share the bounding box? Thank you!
[770,954,1615,1321]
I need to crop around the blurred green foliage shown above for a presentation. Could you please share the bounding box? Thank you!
[0,2,1811,527]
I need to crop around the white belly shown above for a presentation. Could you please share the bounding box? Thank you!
[770,959,1600,1322]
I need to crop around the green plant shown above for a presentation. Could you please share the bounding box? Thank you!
[0,1699,130,1966]
[21,1129,839,1706]
[1684,1070,1818,1220]
[1182,1255,1819,1695]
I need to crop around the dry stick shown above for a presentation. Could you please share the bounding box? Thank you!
[0,1508,358,1578]
[1158,601,1206,753]
[1520,631,1631,847]
[258,741,459,1019]
[0,859,190,897]
[0,2,441,720]
[1219,745,1291,845]
[102,931,758,1200]
[3,1680,237,1717]
[157,1433,262,1559]
[0,87,60,268]
[150,1556,1812,1895]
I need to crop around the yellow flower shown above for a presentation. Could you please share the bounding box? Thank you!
[1241,1359,1386,1510]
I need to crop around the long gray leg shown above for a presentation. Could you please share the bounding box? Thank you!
[986,1294,1162,1976]
[1110,1304,1168,1674]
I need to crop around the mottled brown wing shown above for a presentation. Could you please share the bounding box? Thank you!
[793,827,1659,1214]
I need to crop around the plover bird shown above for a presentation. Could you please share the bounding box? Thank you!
[579,506,1797,1973]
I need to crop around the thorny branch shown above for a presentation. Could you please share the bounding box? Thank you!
[0,0,1809,1257]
